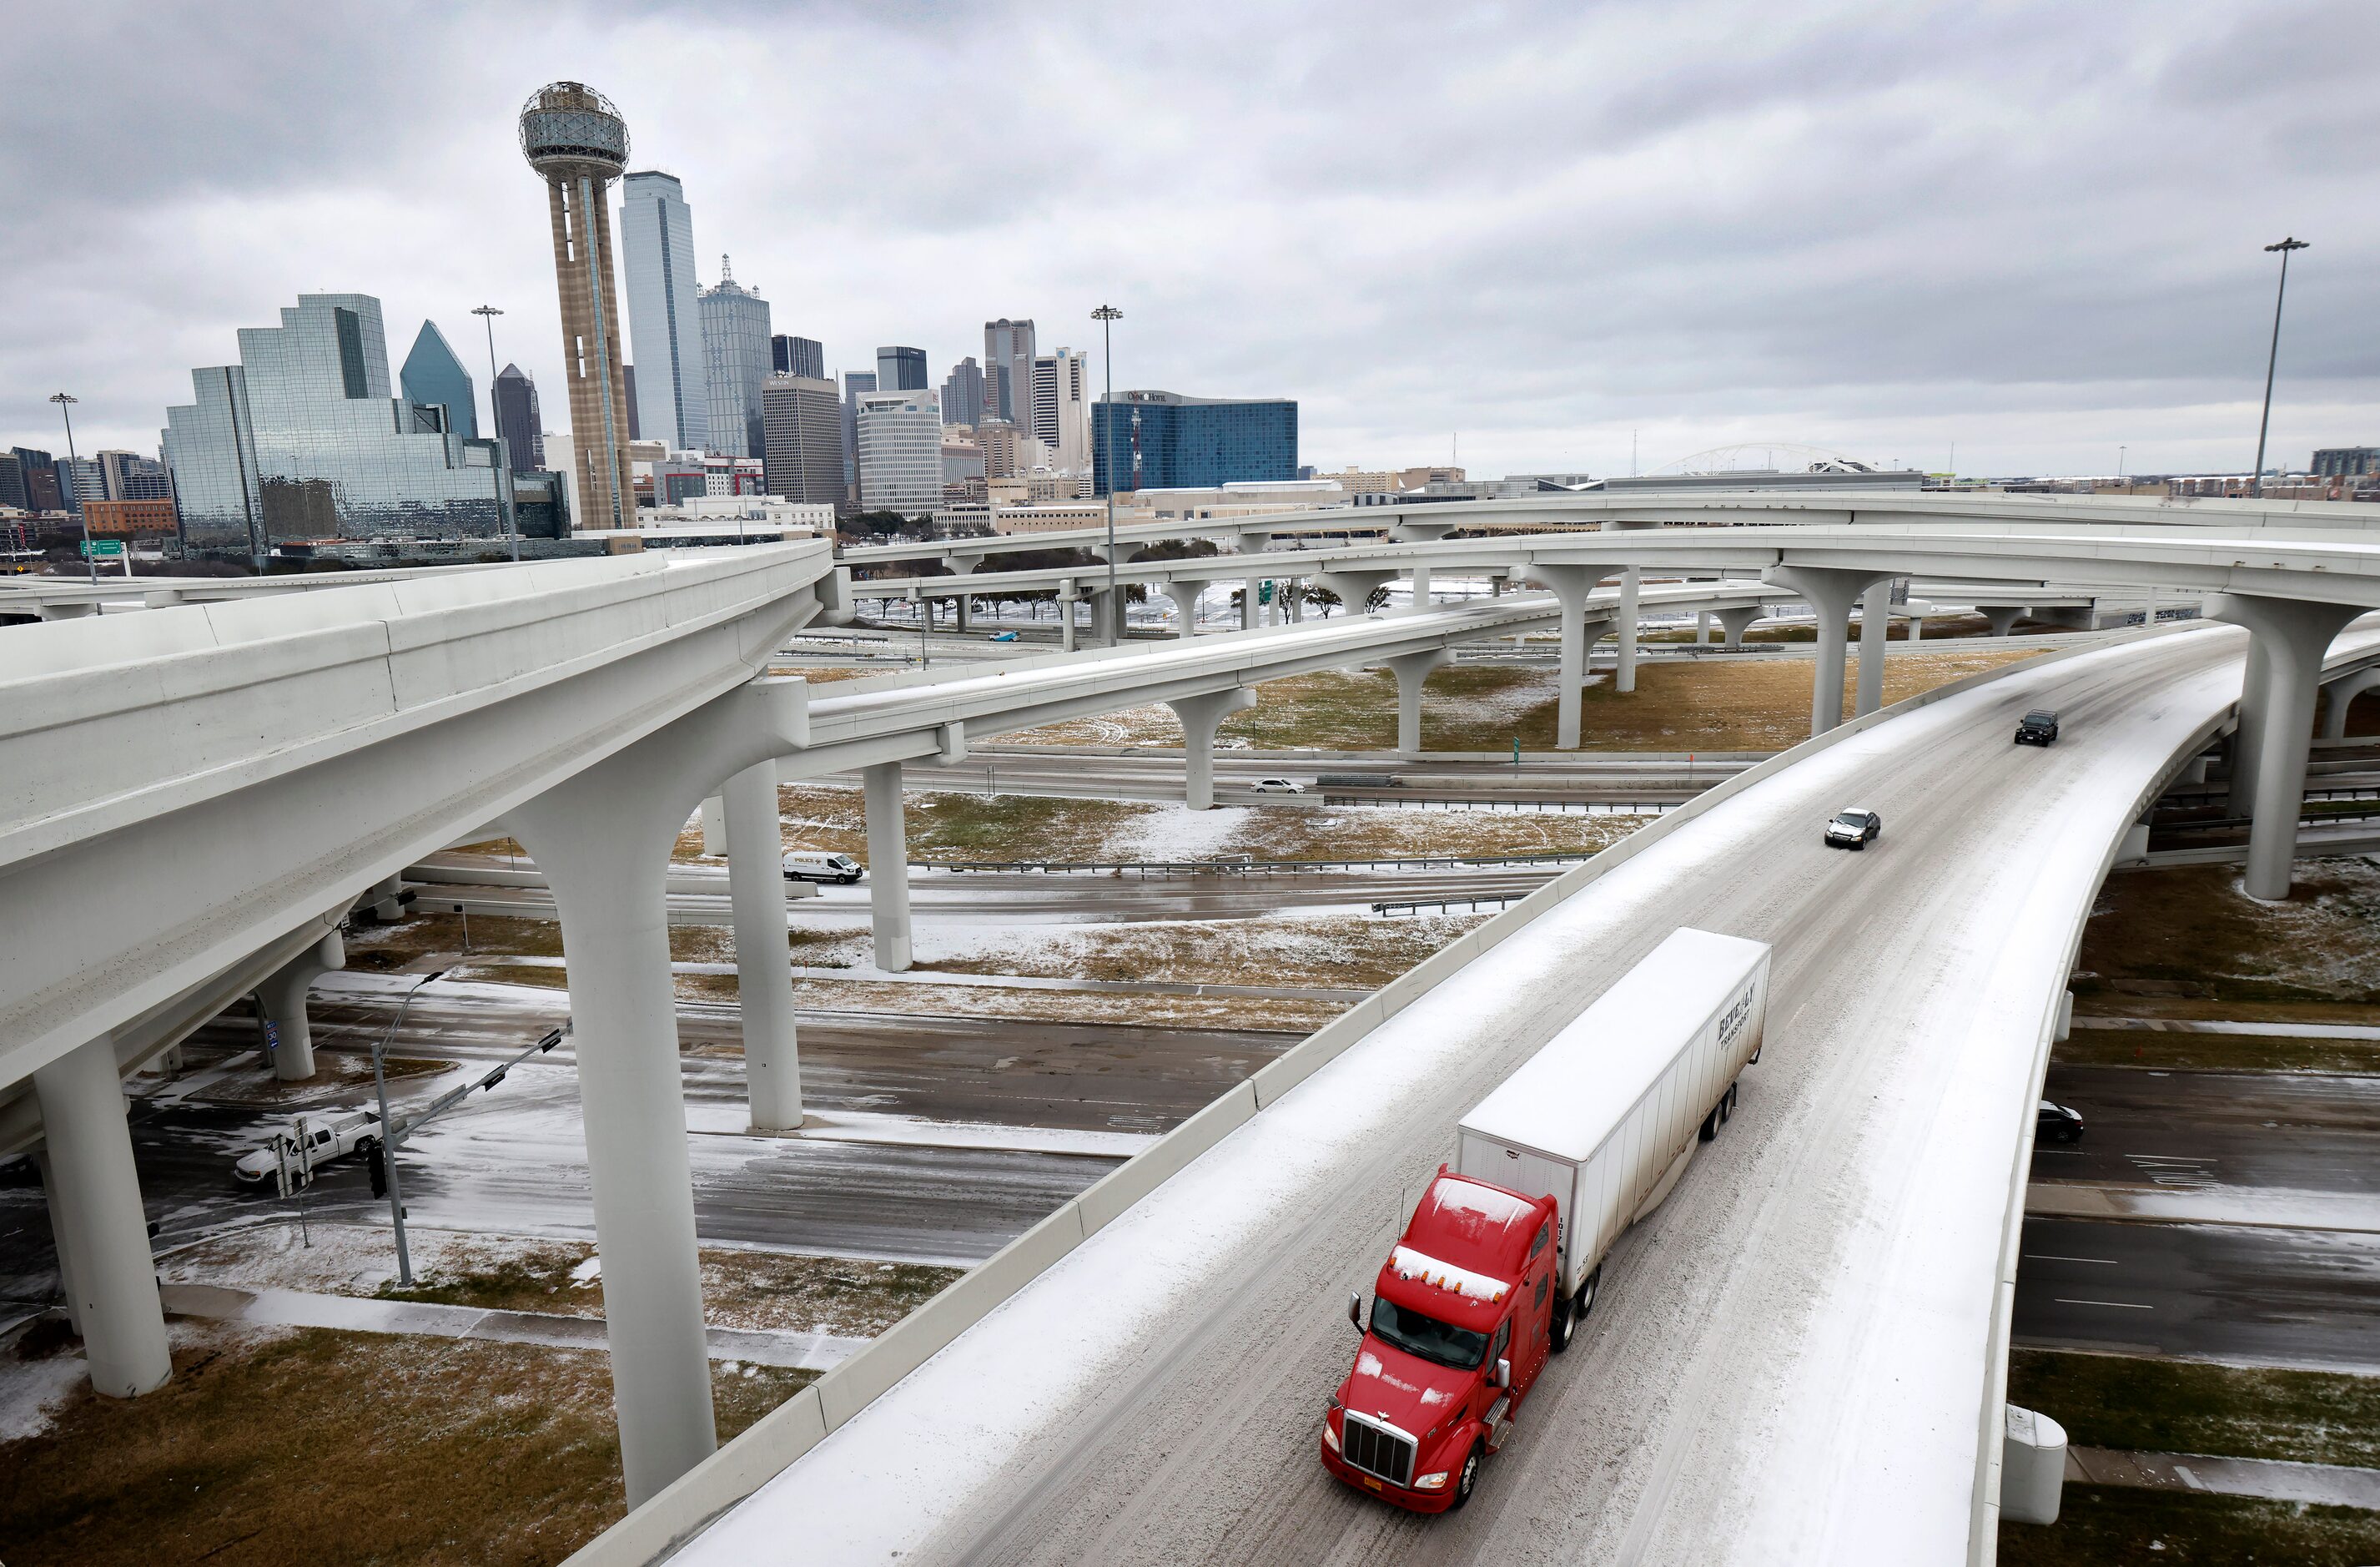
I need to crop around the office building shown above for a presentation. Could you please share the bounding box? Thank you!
[772,334,824,380]
[98,450,173,501]
[161,292,516,553]
[10,448,62,512]
[1091,390,1299,495]
[82,497,179,537]
[492,364,546,472]
[875,345,928,394]
[2312,446,2380,478]
[54,456,103,516]
[0,451,24,511]
[855,386,943,516]
[1031,348,1093,484]
[940,356,985,430]
[977,420,1042,480]
[760,375,843,508]
[519,81,633,530]
[622,364,642,439]
[619,169,709,451]
[399,320,478,439]
[698,256,771,459]
[984,318,1034,424]
[840,369,876,494]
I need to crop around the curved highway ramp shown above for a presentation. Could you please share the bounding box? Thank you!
[642,623,2332,1565]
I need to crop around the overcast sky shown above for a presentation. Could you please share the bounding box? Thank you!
[5,0,2375,480]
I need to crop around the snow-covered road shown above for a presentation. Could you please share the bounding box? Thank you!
[672,622,2332,1566]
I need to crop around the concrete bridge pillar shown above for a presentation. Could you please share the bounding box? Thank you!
[2208,595,2366,900]
[1854,579,1892,718]
[1696,610,1711,646]
[724,759,802,1133]
[1384,649,1447,757]
[1526,564,1613,751]
[2229,637,2273,818]
[1167,687,1257,809]
[32,1151,84,1336]
[1614,568,1642,692]
[1160,579,1203,637]
[863,761,913,970]
[508,780,717,1504]
[1715,604,1763,650]
[700,795,727,855]
[1765,567,1893,737]
[1057,582,1079,652]
[255,929,346,1081]
[948,555,981,634]
[33,1035,172,1399]
[1313,570,1394,617]
[2318,665,2380,740]
[1980,605,2025,637]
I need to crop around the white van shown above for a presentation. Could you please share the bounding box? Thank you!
[233,1106,383,1188]
[782,850,863,885]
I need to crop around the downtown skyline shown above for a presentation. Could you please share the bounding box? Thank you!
[4,0,2376,481]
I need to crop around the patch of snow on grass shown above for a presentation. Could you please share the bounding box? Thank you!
[1114,804,1256,861]
[0,1349,87,1442]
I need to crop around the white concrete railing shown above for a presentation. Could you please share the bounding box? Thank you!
[565,618,2219,1567]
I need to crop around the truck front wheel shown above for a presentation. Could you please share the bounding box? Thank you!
[1451,1441,1485,1510]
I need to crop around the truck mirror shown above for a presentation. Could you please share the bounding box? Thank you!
[1492,1357,1511,1389]
[1347,1292,1363,1332]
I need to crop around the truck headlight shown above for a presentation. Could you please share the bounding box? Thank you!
[1414,1471,1449,1490]
[1322,1423,1340,1452]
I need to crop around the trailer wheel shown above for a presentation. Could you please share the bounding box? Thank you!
[1549,1290,1575,1353]
[1452,1441,1484,1510]
[1698,1106,1719,1142]
[1576,1267,1601,1319]
[1720,1082,1738,1123]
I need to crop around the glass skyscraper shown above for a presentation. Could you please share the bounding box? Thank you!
[162,293,515,553]
[492,364,546,472]
[619,170,709,451]
[772,334,824,380]
[875,345,928,393]
[399,320,478,439]
[1090,390,1299,495]
[699,259,771,461]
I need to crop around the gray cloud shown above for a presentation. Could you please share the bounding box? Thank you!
[4,0,2375,481]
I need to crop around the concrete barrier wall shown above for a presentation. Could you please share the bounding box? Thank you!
[566,622,2208,1567]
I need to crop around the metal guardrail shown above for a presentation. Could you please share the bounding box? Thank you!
[2159,784,2380,812]
[1371,893,1529,916]
[909,849,1594,875]
[1322,794,1679,816]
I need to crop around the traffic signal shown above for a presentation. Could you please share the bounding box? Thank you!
[366,1143,387,1198]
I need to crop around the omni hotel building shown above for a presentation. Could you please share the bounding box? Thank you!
[161,293,521,555]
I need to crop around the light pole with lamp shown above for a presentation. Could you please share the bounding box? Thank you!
[49,393,91,589]
[1092,304,1122,645]
[2252,237,2308,499]
[371,968,445,1285]
[470,305,520,562]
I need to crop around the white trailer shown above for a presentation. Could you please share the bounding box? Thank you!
[1456,927,1770,1333]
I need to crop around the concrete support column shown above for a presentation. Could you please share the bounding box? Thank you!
[32,1151,84,1335]
[370,875,404,922]
[1243,577,1260,629]
[1615,567,1642,693]
[508,798,716,1503]
[1166,688,1257,809]
[2230,637,2273,817]
[2319,666,2380,740]
[33,1035,171,1398]
[1057,584,1079,652]
[1411,564,1433,612]
[254,930,346,1081]
[1980,605,2025,637]
[1855,579,1891,718]
[1527,565,1608,751]
[700,795,727,854]
[1765,567,1891,737]
[1908,612,1925,644]
[1160,580,1202,637]
[724,760,802,1133]
[954,594,971,634]
[1384,650,1447,756]
[2208,593,2366,900]
[1696,610,1711,646]
[1313,570,1393,617]
[863,762,913,971]
[1716,605,1762,650]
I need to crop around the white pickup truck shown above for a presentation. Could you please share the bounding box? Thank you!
[232,1106,385,1188]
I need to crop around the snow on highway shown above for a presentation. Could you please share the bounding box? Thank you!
[675,622,2347,1567]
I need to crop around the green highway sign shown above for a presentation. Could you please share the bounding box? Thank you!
[81,539,125,558]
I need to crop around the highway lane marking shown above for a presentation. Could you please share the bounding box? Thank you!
[2055,1297,2156,1309]
[2025,1254,2118,1265]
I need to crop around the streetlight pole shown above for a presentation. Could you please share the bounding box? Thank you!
[470,305,519,562]
[1093,304,1122,646]
[372,968,445,1286]
[49,393,88,588]
[2252,237,2308,499]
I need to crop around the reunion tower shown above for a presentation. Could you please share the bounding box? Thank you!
[520,82,635,531]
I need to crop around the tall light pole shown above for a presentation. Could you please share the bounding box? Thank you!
[470,305,519,562]
[1093,304,1122,644]
[2252,237,2309,499]
[49,393,90,587]
[372,968,445,1285]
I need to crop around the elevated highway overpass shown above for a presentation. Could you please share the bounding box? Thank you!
[607,616,2380,1567]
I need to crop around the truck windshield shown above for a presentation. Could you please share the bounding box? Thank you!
[1370,1297,1489,1370]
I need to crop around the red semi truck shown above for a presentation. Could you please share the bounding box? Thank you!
[1321,927,1771,1511]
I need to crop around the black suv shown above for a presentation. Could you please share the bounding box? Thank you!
[2036,1101,2085,1144]
[2015,709,2060,746]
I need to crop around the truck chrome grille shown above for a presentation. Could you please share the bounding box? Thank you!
[1341,1412,1416,1488]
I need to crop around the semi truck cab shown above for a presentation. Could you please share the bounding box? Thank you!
[1322,1171,1560,1511]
